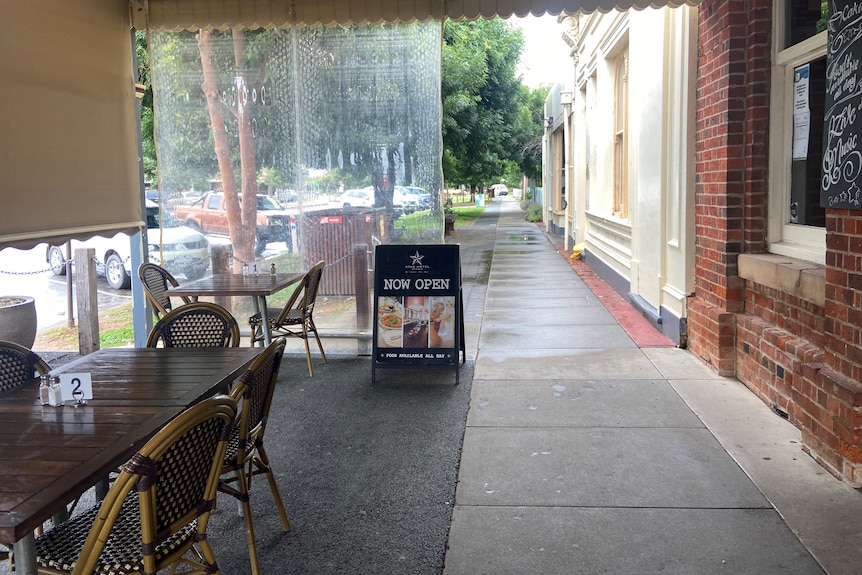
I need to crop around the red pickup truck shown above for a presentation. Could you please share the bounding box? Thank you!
[175,192,294,255]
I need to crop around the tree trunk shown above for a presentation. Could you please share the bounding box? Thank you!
[233,29,259,263]
[198,29,256,270]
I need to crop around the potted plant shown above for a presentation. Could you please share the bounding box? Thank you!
[0,296,37,348]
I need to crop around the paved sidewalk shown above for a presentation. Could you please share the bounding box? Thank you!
[443,196,862,575]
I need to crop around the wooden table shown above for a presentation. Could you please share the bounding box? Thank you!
[0,346,261,575]
[166,272,304,346]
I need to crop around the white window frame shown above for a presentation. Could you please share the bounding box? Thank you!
[613,49,629,218]
[767,9,826,265]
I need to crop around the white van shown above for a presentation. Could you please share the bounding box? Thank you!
[46,200,210,290]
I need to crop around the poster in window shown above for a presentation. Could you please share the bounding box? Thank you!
[793,64,811,160]
[372,244,463,383]
[821,1,862,209]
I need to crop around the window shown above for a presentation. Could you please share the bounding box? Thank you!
[613,50,628,218]
[768,1,827,263]
[553,129,565,211]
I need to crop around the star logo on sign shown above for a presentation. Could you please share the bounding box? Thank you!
[410,251,424,266]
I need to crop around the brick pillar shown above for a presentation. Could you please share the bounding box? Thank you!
[687,0,771,376]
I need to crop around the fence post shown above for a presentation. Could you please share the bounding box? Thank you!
[354,243,370,354]
[75,248,100,356]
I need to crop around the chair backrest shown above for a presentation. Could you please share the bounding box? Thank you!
[72,395,236,575]
[228,338,286,461]
[274,260,325,324]
[146,302,241,348]
[138,262,189,318]
[0,340,50,393]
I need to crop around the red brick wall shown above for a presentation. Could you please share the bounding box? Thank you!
[824,210,862,382]
[691,1,862,485]
[689,0,771,375]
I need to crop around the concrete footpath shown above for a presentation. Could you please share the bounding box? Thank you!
[443,196,862,575]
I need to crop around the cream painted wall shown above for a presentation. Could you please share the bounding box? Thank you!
[565,5,697,333]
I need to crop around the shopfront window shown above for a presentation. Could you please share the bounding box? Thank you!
[769,2,827,263]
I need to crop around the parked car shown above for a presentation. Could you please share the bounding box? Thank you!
[401,186,433,209]
[46,200,210,290]
[181,190,204,204]
[490,184,508,196]
[341,188,375,208]
[174,192,294,256]
[341,186,412,214]
[393,186,420,213]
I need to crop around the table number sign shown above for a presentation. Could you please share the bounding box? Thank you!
[58,373,93,404]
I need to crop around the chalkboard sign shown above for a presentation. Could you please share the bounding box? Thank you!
[821,1,862,209]
[372,244,464,383]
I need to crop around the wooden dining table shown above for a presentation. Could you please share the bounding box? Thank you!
[166,272,304,346]
[0,346,261,575]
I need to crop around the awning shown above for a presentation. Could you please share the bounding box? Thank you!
[136,0,701,30]
[0,0,143,251]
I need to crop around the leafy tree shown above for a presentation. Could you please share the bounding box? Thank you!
[136,31,156,185]
[442,19,544,191]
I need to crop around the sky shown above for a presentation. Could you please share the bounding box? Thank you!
[509,15,572,89]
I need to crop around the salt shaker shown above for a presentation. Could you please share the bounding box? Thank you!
[39,374,51,405]
[48,375,63,407]
[242,262,249,276]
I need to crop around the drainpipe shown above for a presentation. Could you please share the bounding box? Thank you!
[560,90,573,250]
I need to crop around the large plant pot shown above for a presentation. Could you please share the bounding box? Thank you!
[0,296,37,348]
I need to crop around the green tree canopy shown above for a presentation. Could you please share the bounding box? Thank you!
[442,19,545,190]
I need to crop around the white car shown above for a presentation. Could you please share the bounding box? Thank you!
[341,188,375,208]
[46,200,210,290]
[341,186,412,214]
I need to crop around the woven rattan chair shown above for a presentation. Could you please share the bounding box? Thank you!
[146,302,241,348]
[31,395,237,575]
[0,340,50,394]
[138,262,194,319]
[219,338,289,575]
[249,260,327,376]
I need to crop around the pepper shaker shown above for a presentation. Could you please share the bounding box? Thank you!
[39,374,51,405]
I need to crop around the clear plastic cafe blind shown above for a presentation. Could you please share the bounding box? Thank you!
[149,22,444,259]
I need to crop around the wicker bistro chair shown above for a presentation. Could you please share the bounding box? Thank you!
[0,340,50,394]
[31,395,237,575]
[249,260,328,376]
[138,262,194,319]
[219,338,290,575]
[146,302,241,348]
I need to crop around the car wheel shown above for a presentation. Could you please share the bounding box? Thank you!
[105,254,131,290]
[48,246,67,276]
[254,236,266,256]
[184,266,207,281]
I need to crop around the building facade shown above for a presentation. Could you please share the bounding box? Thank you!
[546,0,862,486]
[545,6,698,345]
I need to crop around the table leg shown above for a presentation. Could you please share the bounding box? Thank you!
[256,296,271,346]
[13,533,36,575]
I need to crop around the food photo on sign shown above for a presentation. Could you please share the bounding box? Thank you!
[377,296,404,348]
